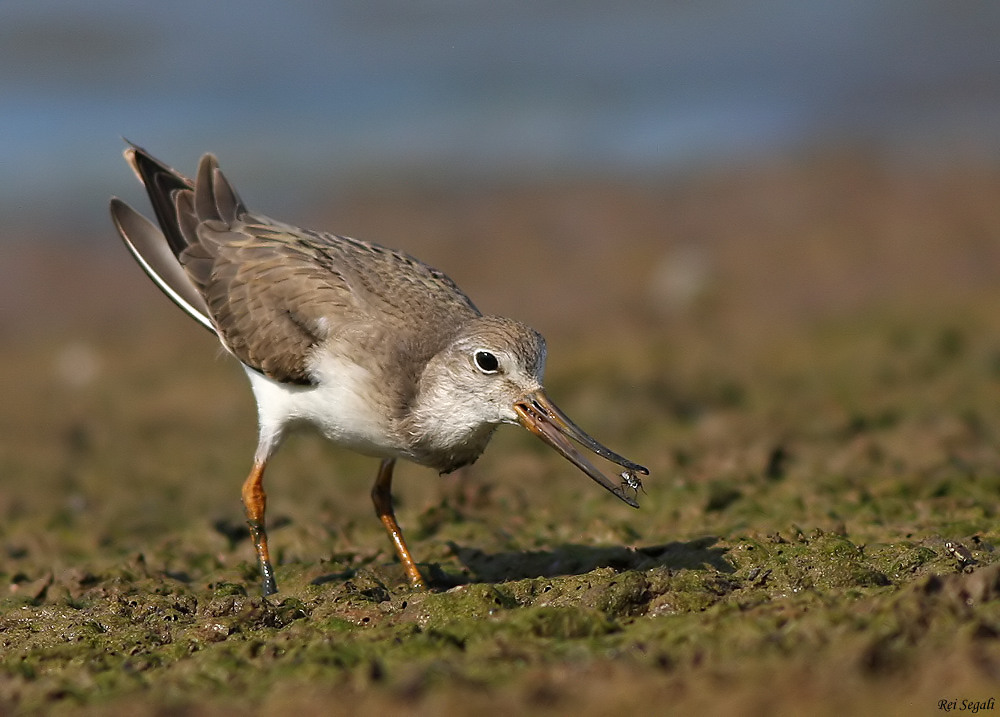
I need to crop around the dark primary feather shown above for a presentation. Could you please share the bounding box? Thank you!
[124,144,196,257]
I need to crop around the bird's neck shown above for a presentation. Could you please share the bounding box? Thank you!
[403,377,498,473]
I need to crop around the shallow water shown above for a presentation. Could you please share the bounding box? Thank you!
[1,1,999,235]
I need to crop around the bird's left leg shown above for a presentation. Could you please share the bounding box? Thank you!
[371,458,427,589]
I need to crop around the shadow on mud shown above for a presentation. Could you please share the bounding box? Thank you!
[441,536,731,584]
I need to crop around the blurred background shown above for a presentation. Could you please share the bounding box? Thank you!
[2,1,998,234]
[3,0,1000,474]
[5,6,1000,709]
[1,1,998,332]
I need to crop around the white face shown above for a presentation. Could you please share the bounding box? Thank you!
[409,316,548,444]
[456,342,545,425]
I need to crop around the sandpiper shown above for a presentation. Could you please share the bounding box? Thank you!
[110,145,647,596]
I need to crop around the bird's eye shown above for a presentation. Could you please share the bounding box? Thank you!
[473,350,500,374]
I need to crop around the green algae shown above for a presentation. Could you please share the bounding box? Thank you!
[2,520,990,714]
[7,307,1000,715]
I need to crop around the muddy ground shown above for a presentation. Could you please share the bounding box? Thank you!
[3,151,1000,715]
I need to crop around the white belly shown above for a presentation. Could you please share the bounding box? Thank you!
[244,356,398,460]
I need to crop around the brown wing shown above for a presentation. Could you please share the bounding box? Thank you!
[172,154,480,385]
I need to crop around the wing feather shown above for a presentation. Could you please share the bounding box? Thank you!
[113,146,481,387]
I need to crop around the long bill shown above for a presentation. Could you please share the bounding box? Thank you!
[513,390,648,508]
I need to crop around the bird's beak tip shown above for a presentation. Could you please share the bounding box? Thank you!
[513,390,647,507]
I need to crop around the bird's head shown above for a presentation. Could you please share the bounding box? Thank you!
[414,315,647,506]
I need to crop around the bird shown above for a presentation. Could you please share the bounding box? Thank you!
[110,144,648,596]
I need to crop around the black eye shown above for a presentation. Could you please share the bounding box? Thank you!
[474,350,500,374]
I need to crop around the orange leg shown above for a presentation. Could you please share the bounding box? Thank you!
[242,459,278,596]
[371,458,427,590]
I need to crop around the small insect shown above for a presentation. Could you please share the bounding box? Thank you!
[945,541,977,569]
[619,469,645,497]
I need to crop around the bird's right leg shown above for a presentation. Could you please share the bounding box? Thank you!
[242,459,278,596]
